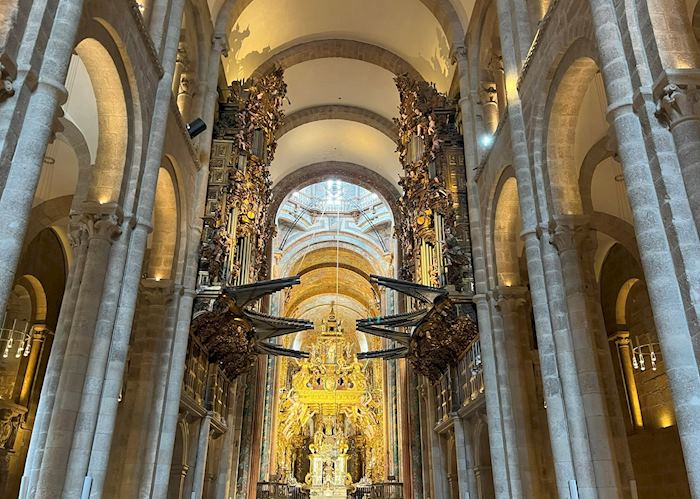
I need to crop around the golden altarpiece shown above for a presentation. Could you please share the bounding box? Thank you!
[274,306,385,496]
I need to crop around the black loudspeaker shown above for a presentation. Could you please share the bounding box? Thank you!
[186,118,207,139]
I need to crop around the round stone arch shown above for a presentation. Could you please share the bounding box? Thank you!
[146,156,183,281]
[250,39,423,81]
[488,167,523,288]
[271,161,401,225]
[277,105,398,144]
[541,37,601,217]
[69,29,131,206]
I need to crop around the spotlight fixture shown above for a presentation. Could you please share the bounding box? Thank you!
[186,118,207,139]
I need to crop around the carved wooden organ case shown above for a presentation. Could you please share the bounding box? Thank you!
[198,68,286,291]
[394,75,474,293]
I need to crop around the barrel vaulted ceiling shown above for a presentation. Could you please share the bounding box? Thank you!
[208,0,475,187]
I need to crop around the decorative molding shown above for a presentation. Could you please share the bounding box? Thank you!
[127,0,164,78]
[655,81,700,128]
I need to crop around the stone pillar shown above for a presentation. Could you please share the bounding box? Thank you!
[213,383,237,499]
[80,1,188,496]
[493,286,541,499]
[655,79,700,226]
[613,332,643,430]
[486,292,524,499]
[35,210,121,499]
[549,219,623,496]
[451,413,476,499]
[108,279,175,499]
[407,368,424,499]
[152,34,228,499]
[587,1,700,494]
[20,221,89,499]
[538,230,598,499]
[0,0,84,324]
[474,293,518,499]
[191,414,212,499]
[426,384,449,499]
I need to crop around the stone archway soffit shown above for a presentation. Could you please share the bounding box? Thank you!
[250,39,423,81]
[277,105,398,143]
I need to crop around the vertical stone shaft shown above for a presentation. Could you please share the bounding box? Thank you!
[587,1,700,494]
[151,35,226,498]
[18,326,49,407]
[453,44,518,499]
[62,220,131,498]
[213,383,238,499]
[538,233,598,499]
[35,213,121,499]
[550,221,623,497]
[191,414,213,499]
[451,414,475,499]
[474,294,516,499]
[486,294,523,498]
[138,287,182,497]
[20,225,88,498]
[83,0,188,495]
[656,82,700,226]
[494,287,541,499]
[0,0,83,326]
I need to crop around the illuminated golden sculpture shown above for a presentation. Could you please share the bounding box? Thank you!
[274,305,385,490]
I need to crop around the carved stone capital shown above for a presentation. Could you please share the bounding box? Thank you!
[139,278,175,306]
[479,83,497,104]
[213,34,230,56]
[73,206,123,242]
[491,286,528,314]
[613,331,631,347]
[450,43,467,66]
[655,81,700,128]
[68,215,90,249]
[179,72,194,96]
[548,217,593,255]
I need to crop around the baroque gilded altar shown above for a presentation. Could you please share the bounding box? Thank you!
[274,306,385,493]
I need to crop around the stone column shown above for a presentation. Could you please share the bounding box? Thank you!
[152,34,228,499]
[486,292,524,499]
[19,221,89,499]
[538,230,598,499]
[213,383,237,499]
[549,219,623,496]
[612,332,643,430]
[79,0,187,495]
[588,1,700,494]
[474,293,518,499]
[493,286,542,499]
[0,0,84,323]
[451,413,476,499]
[190,414,213,499]
[451,42,526,499]
[426,384,449,499]
[35,210,122,499]
[655,79,700,226]
[408,368,424,499]
[109,279,175,499]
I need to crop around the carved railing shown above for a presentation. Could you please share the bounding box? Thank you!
[207,363,231,423]
[457,338,483,407]
[183,335,208,405]
[434,370,453,424]
[256,482,308,499]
